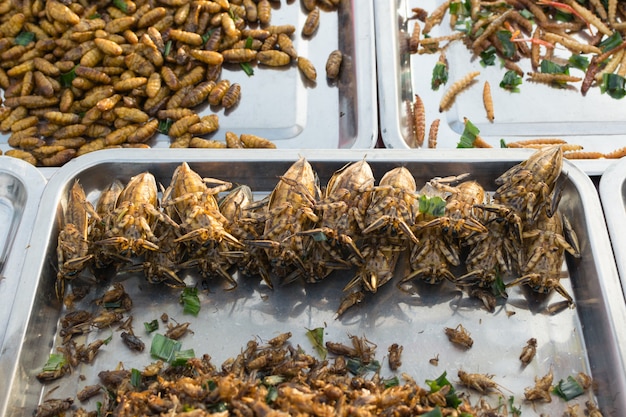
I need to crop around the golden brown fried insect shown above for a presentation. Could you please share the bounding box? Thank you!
[413,94,425,147]
[524,369,553,402]
[325,50,343,80]
[165,321,192,340]
[181,81,215,108]
[240,133,276,148]
[267,332,292,347]
[34,398,73,417]
[225,131,244,148]
[483,81,494,122]
[257,50,291,67]
[520,337,537,365]
[409,21,421,54]
[444,324,473,349]
[298,56,317,82]
[458,370,501,394]
[439,71,480,112]
[302,7,320,37]
[257,0,271,25]
[208,79,230,106]
[222,83,241,108]
[222,48,258,63]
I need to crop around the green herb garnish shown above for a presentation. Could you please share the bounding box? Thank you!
[540,59,569,75]
[14,31,35,46]
[60,66,77,88]
[508,396,522,416]
[457,118,480,148]
[266,386,278,403]
[113,0,128,13]
[480,46,497,67]
[144,319,159,333]
[419,195,446,217]
[420,406,444,417]
[164,40,172,57]
[180,287,201,316]
[240,62,254,76]
[244,36,253,49]
[553,375,585,400]
[150,333,182,362]
[431,62,448,90]
[568,54,589,71]
[305,327,327,359]
[130,368,141,387]
[599,32,623,53]
[500,138,508,148]
[383,376,400,389]
[425,372,462,408]
[42,353,67,372]
[496,30,516,58]
[157,118,173,134]
[171,348,195,366]
[346,358,380,375]
[500,70,523,92]
[601,73,626,99]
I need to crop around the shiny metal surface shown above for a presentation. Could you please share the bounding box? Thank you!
[1,149,625,416]
[600,158,626,301]
[0,156,46,348]
[375,0,625,174]
[0,1,377,156]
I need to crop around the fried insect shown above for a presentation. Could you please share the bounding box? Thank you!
[439,71,480,112]
[483,81,494,122]
[388,343,403,370]
[325,49,343,79]
[520,337,537,365]
[297,56,317,82]
[444,324,473,349]
[34,398,73,417]
[56,180,97,299]
[524,369,553,402]
[458,371,501,394]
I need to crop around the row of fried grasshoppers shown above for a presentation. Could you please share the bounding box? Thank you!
[56,146,580,316]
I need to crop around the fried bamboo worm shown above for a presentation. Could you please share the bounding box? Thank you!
[470,0,480,20]
[608,0,617,24]
[530,27,543,70]
[423,0,451,34]
[413,94,425,147]
[542,32,602,54]
[418,33,464,53]
[506,138,567,147]
[504,60,524,76]
[562,0,612,36]
[439,71,480,112]
[595,49,625,82]
[564,151,604,159]
[428,119,440,148]
[509,143,582,151]
[518,0,549,24]
[583,39,626,95]
[589,0,608,21]
[473,136,493,148]
[483,81,494,122]
[472,9,514,51]
[617,50,626,77]
[604,147,626,158]
[526,72,583,84]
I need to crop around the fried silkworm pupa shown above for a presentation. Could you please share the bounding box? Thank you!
[439,70,480,112]
[298,56,317,82]
[302,7,320,37]
[325,50,343,79]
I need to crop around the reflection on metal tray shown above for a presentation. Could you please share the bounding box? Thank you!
[375,0,625,174]
[600,158,626,301]
[0,1,377,159]
[1,149,625,416]
[0,156,46,349]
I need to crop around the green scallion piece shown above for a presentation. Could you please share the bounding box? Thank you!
[601,73,626,99]
[171,348,195,366]
[431,62,448,90]
[113,0,128,13]
[240,62,254,76]
[305,327,326,359]
[496,30,515,58]
[420,406,443,417]
[568,54,589,71]
[266,385,278,403]
[158,118,173,134]
[150,333,181,362]
[42,353,67,372]
[499,70,523,92]
[599,32,623,53]
[60,66,77,88]
[457,119,480,148]
[144,319,159,333]
[130,368,141,388]
[180,287,201,316]
[383,376,400,389]
[552,375,585,400]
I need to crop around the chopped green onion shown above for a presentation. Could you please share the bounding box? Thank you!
[150,333,182,362]
[180,287,201,316]
[305,327,326,359]
[171,348,195,366]
[480,46,497,67]
[500,138,508,148]
[201,30,214,45]
[103,333,113,345]
[599,32,623,53]
[266,385,278,403]
[42,353,67,372]
[60,66,77,88]
[554,9,573,22]
[540,60,569,75]
[157,118,173,134]
[130,368,141,388]
[244,36,253,49]
[103,301,122,309]
[113,0,128,13]
[425,371,461,408]
[457,119,480,148]
[164,40,172,57]
[568,54,589,71]
[419,195,446,217]
[240,62,254,76]
[263,375,285,386]
[519,9,534,20]
[496,30,515,58]
[144,319,159,333]
[14,31,35,46]
[601,73,626,99]
[500,70,523,92]
[383,376,400,389]
[346,358,380,375]
[553,375,585,400]
[492,272,508,299]
[431,62,449,90]
[508,396,522,416]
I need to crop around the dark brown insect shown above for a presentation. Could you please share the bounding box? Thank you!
[388,343,403,370]
[34,398,73,417]
[458,370,501,394]
[121,331,145,352]
[520,337,537,365]
[165,321,192,340]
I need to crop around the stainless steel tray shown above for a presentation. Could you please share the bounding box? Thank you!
[375,0,625,174]
[600,158,626,301]
[0,1,377,158]
[1,149,625,416]
[0,156,46,348]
